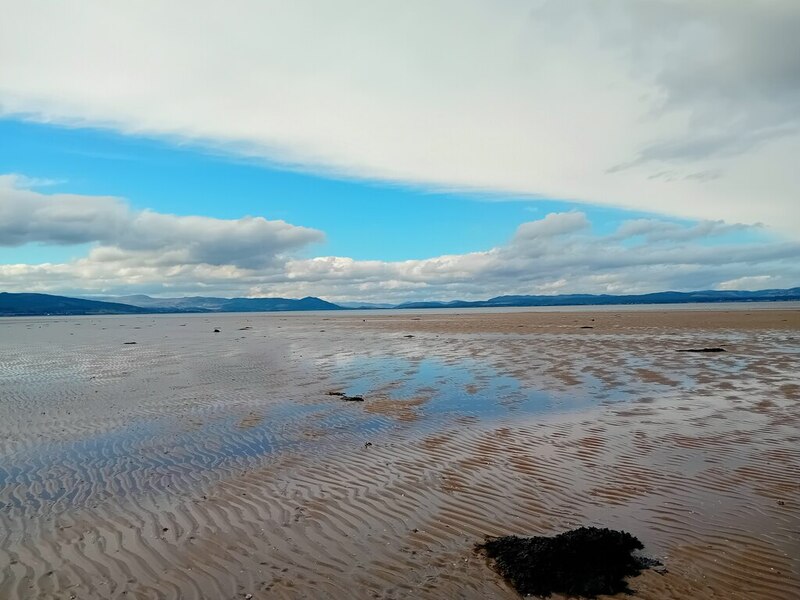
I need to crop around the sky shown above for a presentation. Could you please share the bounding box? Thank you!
[1,0,799,302]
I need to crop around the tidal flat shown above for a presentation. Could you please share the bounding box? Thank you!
[1,309,798,599]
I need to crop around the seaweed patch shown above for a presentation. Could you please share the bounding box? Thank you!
[477,526,660,598]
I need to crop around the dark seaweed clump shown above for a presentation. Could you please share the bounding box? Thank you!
[677,347,725,353]
[326,391,364,402]
[477,527,658,598]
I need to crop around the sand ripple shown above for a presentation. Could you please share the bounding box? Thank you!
[0,312,798,599]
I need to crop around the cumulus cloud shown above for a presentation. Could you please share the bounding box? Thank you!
[0,175,323,268]
[2,201,798,301]
[1,1,799,234]
[513,212,590,243]
[0,175,129,246]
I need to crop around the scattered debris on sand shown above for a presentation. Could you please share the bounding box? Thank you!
[476,527,660,598]
[327,391,365,402]
[677,347,725,353]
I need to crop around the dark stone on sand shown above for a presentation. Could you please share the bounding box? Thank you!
[123,341,137,345]
[579,326,594,329]
[404,334,415,338]
[213,328,220,333]
[476,526,659,598]
[677,347,725,353]
[327,391,365,402]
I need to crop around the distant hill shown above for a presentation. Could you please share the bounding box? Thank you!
[1,293,342,316]
[89,294,343,312]
[3,287,798,317]
[338,301,396,309]
[217,296,341,312]
[396,288,800,309]
[88,295,234,310]
[0,293,152,316]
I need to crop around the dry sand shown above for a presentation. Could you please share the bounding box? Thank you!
[0,308,798,599]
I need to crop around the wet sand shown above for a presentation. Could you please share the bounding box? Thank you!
[0,308,798,599]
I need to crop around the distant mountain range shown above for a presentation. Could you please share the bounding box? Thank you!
[0,293,154,316]
[0,292,340,316]
[82,294,341,312]
[337,301,397,309]
[395,288,800,309]
[1,287,798,316]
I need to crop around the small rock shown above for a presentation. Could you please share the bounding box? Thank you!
[123,341,137,345]
[364,442,373,449]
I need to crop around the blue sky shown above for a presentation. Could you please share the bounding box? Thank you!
[1,2,798,301]
[1,118,670,264]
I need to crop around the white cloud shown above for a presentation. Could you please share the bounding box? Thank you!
[2,194,797,301]
[513,212,590,242]
[0,174,323,268]
[609,218,756,243]
[1,1,798,234]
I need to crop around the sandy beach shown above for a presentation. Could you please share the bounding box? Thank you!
[1,307,798,599]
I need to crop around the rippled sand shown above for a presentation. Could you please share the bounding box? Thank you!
[1,309,798,599]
